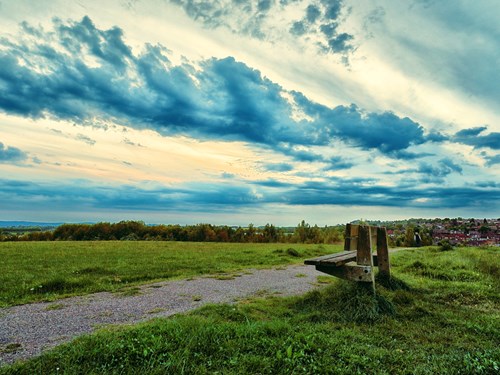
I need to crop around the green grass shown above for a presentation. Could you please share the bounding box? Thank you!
[0,241,338,307]
[1,246,499,374]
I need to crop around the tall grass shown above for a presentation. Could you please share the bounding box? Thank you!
[0,241,338,307]
[1,246,498,374]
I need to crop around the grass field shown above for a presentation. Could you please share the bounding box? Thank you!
[1,246,499,374]
[0,241,339,307]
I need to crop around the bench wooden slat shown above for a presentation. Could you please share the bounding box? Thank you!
[306,252,379,267]
[320,253,357,266]
[304,250,356,266]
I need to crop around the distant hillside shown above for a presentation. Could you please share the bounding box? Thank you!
[0,221,64,228]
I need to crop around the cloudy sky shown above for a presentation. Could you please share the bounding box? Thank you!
[0,0,499,225]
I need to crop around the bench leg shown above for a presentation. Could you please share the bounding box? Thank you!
[357,225,375,293]
[377,227,390,279]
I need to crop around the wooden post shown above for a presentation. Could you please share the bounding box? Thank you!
[369,226,377,252]
[357,225,375,292]
[344,224,358,251]
[376,227,390,279]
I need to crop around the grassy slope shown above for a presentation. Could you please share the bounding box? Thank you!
[2,246,499,374]
[0,241,338,307]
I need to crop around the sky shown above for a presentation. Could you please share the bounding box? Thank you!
[0,0,499,226]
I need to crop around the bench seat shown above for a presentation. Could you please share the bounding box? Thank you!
[305,251,379,267]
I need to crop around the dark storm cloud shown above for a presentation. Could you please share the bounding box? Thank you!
[413,159,462,183]
[454,126,500,150]
[322,0,342,20]
[169,0,354,55]
[473,181,499,188]
[276,179,499,209]
[290,21,307,36]
[0,17,431,162]
[264,162,294,172]
[425,132,448,143]
[484,154,500,167]
[257,0,273,12]
[327,32,354,53]
[1,177,497,213]
[321,156,354,171]
[0,142,27,163]
[274,144,353,169]
[306,4,321,23]
[169,0,229,29]
[290,92,427,154]
[0,178,264,212]
[319,22,338,38]
[254,179,294,188]
[390,150,434,160]
[169,0,272,38]
[56,16,133,70]
[385,158,463,183]
[291,0,354,55]
[439,158,463,174]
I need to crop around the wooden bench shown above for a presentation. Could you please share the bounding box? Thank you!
[304,224,390,290]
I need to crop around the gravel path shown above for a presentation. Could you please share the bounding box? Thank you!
[0,264,324,366]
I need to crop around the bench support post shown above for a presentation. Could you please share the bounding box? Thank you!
[376,226,390,279]
[357,225,375,293]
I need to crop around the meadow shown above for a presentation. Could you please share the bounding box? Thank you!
[1,245,499,374]
[0,241,338,307]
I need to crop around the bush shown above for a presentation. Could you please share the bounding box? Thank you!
[438,240,454,251]
[286,248,300,257]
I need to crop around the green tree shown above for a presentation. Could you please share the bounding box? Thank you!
[405,227,415,247]
[262,223,279,243]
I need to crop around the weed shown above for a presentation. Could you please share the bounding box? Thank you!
[76,267,114,276]
[316,275,335,284]
[45,303,65,311]
[294,273,307,278]
[95,310,113,318]
[115,287,142,297]
[0,343,22,354]
[30,278,87,295]
[210,274,236,280]
[192,295,202,302]
[147,308,165,315]
[375,273,411,291]
[286,248,300,257]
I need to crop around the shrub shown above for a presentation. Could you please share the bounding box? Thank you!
[286,248,300,257]
[438,240,454,251]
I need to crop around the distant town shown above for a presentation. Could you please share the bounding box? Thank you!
[376,218,500,247]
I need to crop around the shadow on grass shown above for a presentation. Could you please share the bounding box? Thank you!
[31,278,89,294]
[375,273,411,291]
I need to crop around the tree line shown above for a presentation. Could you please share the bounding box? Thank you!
[0,220,344,244]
